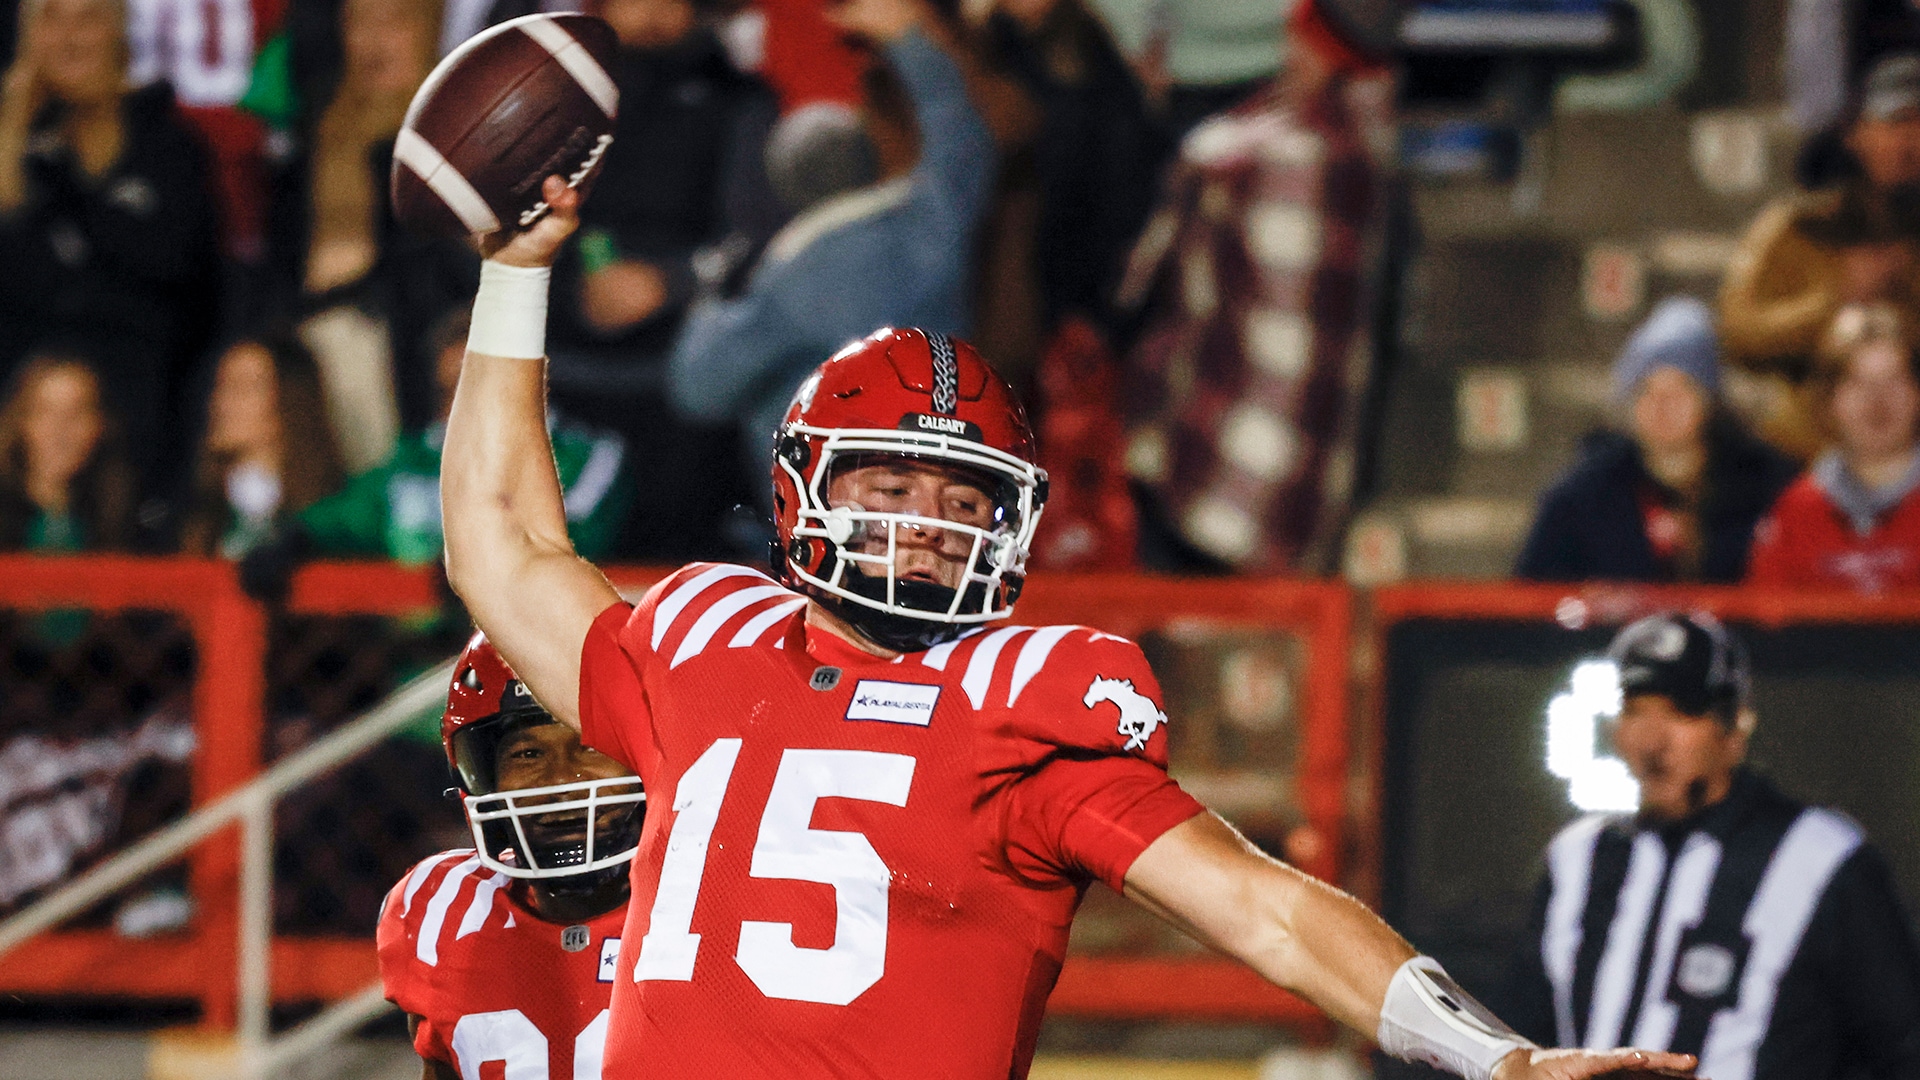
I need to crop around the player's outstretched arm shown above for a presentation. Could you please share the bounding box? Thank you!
[442,176,621,731]
[1123,812,1697,1080]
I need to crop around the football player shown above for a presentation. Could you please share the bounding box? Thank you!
[438,164,1696,1079]
[377,631,644,1079]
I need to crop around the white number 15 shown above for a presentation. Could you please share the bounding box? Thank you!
[633,740,916,1006]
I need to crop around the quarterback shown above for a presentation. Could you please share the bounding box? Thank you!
[377,632,645,1079]
[439,168,1694,1080]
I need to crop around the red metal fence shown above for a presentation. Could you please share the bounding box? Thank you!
[9,559,1915,1031]
[0,560,1344,1027]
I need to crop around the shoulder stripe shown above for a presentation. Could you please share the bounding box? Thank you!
[651,565,769,650]
[962,626,1030,710]
[921,626,987,672]
[672,586,797,668]
[416,856,481,966]
[456,871,507,941]
[921,638,962,672]
[400,849,473,918]
[1005,626,1079,707]
[1698,809,1864,1080]
[518,17,620,117]
[730,599,805,648]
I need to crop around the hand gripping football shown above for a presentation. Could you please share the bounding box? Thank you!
[391,13,620,239]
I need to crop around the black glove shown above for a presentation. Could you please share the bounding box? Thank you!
[238,522,314,604]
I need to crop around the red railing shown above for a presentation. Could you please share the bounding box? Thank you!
[18,558,1920,1031]
[0,559,1345,1027]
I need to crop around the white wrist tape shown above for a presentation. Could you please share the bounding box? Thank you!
[1376,957,1535,1080]
[468,261,551,360]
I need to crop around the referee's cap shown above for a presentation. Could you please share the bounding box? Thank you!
[1607,612,1751,723]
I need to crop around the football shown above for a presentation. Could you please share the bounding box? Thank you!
[391,13,620,239]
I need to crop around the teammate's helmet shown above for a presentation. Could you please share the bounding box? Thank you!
[443,631,644,886]
[772,328,1048,651]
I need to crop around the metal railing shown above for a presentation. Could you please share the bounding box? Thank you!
[0,657,456,1079]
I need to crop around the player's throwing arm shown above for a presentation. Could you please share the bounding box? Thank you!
[440,177,620,730]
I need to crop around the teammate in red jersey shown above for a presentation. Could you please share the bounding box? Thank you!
[378,632,645,1080]
[437,5,1696,1075]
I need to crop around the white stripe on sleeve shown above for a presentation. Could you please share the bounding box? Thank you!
[416,856,482,966]
[1006,626,1078,707]
[961,626,1030,710]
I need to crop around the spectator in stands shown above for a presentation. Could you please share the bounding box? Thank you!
[971,0,1165,349]
[1084,0,1281,140]
[550,0,782,359]
[668,0,994,490]
[178,334,344,559]
[0,0,219,495]
[266,0,468,474]
[1721,51,1920,460]
[1749,303,1920,593]
[0,352,132,552]
[1517,298,1798,584]
[251,311,630,587]
[535,0,779,560]
[1116,7,1390,573]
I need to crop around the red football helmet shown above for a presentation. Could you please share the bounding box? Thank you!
[772,328,1047,650]
[444,631,643,883]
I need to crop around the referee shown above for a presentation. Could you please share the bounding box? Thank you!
[1503,612,1920,1080]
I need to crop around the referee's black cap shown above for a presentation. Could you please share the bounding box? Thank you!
[1607,612,1751,723]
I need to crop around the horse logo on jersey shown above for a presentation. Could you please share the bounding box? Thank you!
[1084,677,1166,752]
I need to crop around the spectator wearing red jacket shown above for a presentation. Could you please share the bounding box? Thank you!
[1749,303,1920,592]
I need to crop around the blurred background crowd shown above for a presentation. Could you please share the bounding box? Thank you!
[0,0,1358,580]
[9,0,1920,595]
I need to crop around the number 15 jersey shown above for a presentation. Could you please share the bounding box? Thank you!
[578,563,1206,1078]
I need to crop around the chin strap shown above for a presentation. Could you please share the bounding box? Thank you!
[1376,957,1535,1080]
[815,589,969,654]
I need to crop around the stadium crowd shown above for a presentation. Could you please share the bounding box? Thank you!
[3,0,1920,591]
[3,0,1918,594]
[0,0,1342,579]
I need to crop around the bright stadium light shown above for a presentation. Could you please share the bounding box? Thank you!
[1544,660,1638,813]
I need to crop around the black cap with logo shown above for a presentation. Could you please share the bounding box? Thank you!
[1607,612,1751,723]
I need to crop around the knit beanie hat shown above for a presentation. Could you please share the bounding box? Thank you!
[1612,296,1722,403]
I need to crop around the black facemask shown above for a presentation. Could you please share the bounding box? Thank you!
[818,573,986,653]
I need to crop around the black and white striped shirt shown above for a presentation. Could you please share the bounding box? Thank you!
[1505,771,1920,1080]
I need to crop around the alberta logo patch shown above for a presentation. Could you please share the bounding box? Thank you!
[1084,676,1166,751]
[846,680,940,726]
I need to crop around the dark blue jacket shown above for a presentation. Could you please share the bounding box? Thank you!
[1516,419,1798,584]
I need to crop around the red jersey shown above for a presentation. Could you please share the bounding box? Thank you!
[1746,475,1920,593]
[578,563,1205,1079]
[377,850,627,1078]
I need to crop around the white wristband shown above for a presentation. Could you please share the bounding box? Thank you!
[1376,957,1535,1080]
[468,261,551,360]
